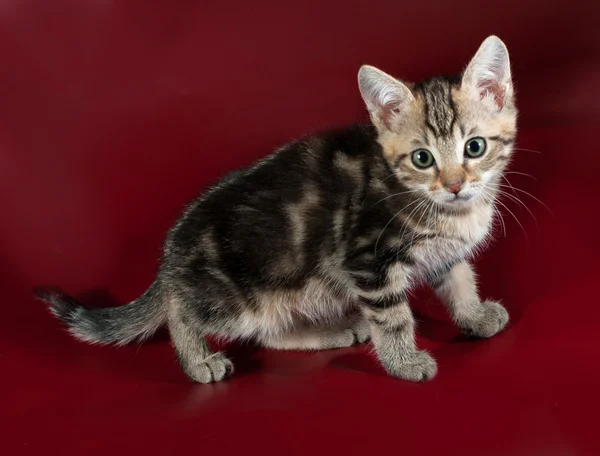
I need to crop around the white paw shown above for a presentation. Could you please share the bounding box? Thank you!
[187,353,234,383]
[462,300,509,339]
[385,350,438,382]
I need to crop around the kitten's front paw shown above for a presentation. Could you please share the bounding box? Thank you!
[384,350,438,382]
[461,300,509,339]
[186,353,234,383]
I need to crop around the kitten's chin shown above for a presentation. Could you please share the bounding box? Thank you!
[435,193,479,212]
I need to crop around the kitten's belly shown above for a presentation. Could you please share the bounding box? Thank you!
[234,279,354,340]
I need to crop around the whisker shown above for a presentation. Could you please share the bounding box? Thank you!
[512,147,543,154]
[374,197,422,255]
[494,198,529,243]
[481,190,506,238]
[399,199,428,240]
[495,187,540,231]
[501,175,519,198]
[494,205,507,238]
[397,198,429,244]
[410,199,434,246]
[425,199,437,232]
[504,171,537,181]
[361,172,400,204]
[369,189,419,208]
[499,183,554,217]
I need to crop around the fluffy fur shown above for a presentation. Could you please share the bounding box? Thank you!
[37,36,517,383]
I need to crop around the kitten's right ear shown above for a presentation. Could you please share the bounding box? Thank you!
[358,65,414,131]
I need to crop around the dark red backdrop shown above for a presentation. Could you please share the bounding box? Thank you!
[1,1,599,454]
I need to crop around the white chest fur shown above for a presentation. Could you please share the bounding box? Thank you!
[409,203,494,279]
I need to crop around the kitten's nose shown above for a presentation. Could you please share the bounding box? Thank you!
[444,180,464,194]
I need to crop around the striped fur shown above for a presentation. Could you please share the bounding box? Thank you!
[37,36,517,383]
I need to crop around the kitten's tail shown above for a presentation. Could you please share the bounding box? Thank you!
[35,280,167,346]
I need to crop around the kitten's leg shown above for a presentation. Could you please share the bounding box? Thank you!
[168,305,233,383]
[263,314,370,350]
[362,293,437,381]
[429,262,509,338]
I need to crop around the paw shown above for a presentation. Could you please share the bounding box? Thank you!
[322,323,370,349]
[186,352,234,383]
[461,300,509,339]
[326,317,371,348]
[349,318,371,344]
[384,350,438,382]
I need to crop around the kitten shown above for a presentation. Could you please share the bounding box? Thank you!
[37,36,517,383]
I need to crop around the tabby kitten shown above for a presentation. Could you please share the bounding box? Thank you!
[38,36,517,383]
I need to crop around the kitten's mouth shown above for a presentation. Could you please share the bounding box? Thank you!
[439,192,475,207]
[454,193,473,201]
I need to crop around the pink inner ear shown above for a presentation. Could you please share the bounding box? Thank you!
[379,101,403,129]
[478,79,506,109]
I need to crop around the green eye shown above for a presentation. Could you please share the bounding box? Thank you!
[465,137,487,158]
[411,149,435,169]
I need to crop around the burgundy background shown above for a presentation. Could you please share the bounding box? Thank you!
[1,1,599,454]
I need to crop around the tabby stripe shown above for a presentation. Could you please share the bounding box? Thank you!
[366,302,411,333]
[427,274,446,289]
[417,78,457,137]
[393,153,409,168]
[362,291,407,310]
[489,135,515,145]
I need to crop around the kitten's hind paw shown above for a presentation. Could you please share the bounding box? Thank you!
[349,317,371,344]
[186,352,234,383]
[461,300,509,339]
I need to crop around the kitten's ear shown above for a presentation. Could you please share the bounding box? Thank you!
[358,65,414,130]
[462,36,513,109]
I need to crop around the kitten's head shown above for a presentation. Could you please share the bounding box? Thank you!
[358,36,517,211]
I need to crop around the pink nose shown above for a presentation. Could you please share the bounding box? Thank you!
[445,181,464,194]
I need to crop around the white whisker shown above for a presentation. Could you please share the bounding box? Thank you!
[361,172,401,204]
[410,199,434,246]
[496,186,540,231]
[494,198,529,243]
[504,171,537,181]
[370,189,419,208]
[481,190,505,238]
[512,147,543,154]
[397,198,429,243]
[499,181,553,216]
[374,197,422,255]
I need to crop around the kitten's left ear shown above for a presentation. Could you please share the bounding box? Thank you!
[462,36,513,109]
